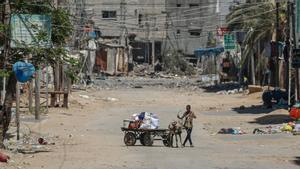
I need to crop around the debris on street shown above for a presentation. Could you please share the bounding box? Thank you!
[0,152,10,163]
[218,128,246,135]
[101,97,119,102]
[216,88,244,95]
[252,122,296,135]
[79,94,90,99]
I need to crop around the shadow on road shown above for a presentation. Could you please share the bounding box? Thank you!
[232,105,275,114]
[248,114,291,125]
[121,145,166,148]
[201,83,240,93]
[292,157,300,166]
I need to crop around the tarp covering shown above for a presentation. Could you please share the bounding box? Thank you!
[194,47,224,57]
[13,61,35,83]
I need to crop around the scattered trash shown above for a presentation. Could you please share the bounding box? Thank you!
[102,97,119,102]
[253,128,267,134]
[0,152,10,162]
[294,120,300,132]
[38,138,47,145]
[282,124,293,132]
[253,123,296,135]
[17,145,51,154]
[218,128,246,135]
[38,138,55,145]
[133,85,143,89]
[216,88,244,95]
[79,95,90,99]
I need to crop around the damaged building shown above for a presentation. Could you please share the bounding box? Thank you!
[61,0,241,75]
[84,0,166,66]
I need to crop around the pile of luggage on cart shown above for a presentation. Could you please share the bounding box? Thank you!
[128,112,160,129]
[121,112,170,146]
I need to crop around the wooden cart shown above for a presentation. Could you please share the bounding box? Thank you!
[121,127,170,146]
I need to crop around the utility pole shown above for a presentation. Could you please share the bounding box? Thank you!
[2,0,10,105]
[276,1,280,87]
[151,1,156,67]
[28,80,33,113]
[287,0,292,106]
[152,39,155,66]
[120,0,126,45]
[53,0,60,107]
[288,0,297,106]
[286,0,291,93]
[16,82,20,140]
[292,0,299,101]
[35,69,40,120]
[251,49,256,85]
[146,21,150,64]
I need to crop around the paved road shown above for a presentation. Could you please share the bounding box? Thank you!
[2,88,300,169]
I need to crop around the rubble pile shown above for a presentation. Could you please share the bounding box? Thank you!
[92,76,207,91]
[162,50,196,76]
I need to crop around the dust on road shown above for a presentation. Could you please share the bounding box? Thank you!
[1,85,299,169]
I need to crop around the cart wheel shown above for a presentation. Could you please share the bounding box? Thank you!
[142,133,153,146]
[163,139,170,147]
[140,133,145,146]
[124,132,136,146]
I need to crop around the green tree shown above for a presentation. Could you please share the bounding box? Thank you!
[0,0,73,145]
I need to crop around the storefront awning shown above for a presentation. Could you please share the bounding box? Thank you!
[194,47,224,57]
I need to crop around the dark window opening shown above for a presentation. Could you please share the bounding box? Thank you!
[189,29,201,36]
[189,4,199,8]
[176,30,181,35]
[138,14,143,26]
[176,4,181,7]
[102,11,117,19]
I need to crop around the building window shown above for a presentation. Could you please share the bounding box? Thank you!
[102,11,117,19]
[189,29,201,37]
[176,29,181,35]
[138,14,143,26]
[176,4,181,7]
[189,4,199,8]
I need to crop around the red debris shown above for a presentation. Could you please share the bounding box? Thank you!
[0,152,10,163]
[290,107,300,119]
[38,138,48,145]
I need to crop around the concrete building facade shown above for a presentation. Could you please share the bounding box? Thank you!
[62,0,241,59]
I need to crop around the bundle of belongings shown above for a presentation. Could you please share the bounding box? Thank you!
[218,127,246,135]
[128,112,159,129]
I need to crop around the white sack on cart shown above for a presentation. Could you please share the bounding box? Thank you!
[140,117,159,129]
[144,112,152,120]
[131,114,139,121]
[140,123,151,129]
[150,117,159,129]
